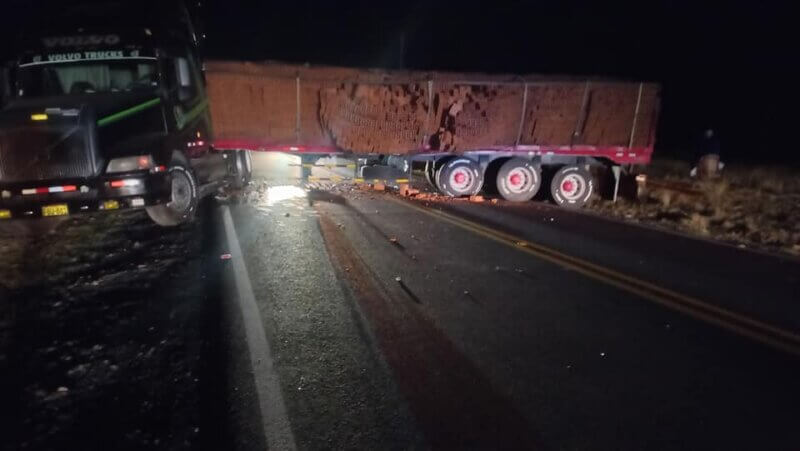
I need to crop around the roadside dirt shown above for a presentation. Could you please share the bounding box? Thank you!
[587,159,800,257]
[0,205,229,451]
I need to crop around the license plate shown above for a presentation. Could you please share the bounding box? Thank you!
[42,204,69,217]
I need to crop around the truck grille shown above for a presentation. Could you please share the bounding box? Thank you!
[0,125,94,183]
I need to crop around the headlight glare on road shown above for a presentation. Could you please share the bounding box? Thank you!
[106,155,154,173]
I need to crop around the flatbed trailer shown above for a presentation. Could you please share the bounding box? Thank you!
[206,61,659,206]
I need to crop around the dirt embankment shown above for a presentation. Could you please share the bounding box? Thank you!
[589,159,800,257]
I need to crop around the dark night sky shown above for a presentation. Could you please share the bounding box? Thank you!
[2,0,798,164]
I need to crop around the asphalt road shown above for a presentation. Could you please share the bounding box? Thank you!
[223,152,800,450]
[2,151,799,450]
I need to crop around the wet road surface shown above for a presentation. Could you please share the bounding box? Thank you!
[2,151,800,450]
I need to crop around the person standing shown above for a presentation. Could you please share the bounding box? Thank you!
[690,129,724,178]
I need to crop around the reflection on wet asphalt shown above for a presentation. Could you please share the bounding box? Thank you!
[0,205,229,451]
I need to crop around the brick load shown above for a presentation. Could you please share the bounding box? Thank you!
[206,61,659,155]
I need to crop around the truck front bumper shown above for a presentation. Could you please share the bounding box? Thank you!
[0,170,171,220]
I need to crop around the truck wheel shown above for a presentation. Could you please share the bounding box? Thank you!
[550,165,594,208]
[436,157,483,197]
[146,157,198,226]
[496,157,541,202]
[232,150,252,189]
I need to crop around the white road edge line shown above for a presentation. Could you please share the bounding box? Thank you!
[221,206,298,451]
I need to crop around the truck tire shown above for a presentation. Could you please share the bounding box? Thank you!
[231,150,252,189]
[550,165,594,208]
[146,155,198,226]
[435,157,483,197]
[496,157,541,202]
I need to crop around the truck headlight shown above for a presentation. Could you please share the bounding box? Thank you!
[106,155,153,173]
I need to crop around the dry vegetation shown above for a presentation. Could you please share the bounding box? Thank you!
[589,158,800,257]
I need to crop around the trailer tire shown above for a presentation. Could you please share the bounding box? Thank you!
[436,157,483,197]
[496,157,541,202]
[146,154,198,226]
[550,165,594,208]
[231,150,252,189]
[431,156,454,191]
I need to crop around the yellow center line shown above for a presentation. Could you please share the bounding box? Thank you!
[386,196,800,357]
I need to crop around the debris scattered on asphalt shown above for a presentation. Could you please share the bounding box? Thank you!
[284,212,291,217]
[469,195,484,203]
[395,276,402,283]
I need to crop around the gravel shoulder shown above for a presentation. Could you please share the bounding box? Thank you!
[0,203,230,451]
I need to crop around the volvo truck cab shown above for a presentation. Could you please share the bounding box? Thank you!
[0,2,248,226]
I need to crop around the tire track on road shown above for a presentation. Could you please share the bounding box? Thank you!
[317,210,542,450]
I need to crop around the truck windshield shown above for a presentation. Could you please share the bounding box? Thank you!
[16,60,158,97]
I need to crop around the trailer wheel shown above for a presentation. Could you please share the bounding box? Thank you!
[436,157,483,197]
[496,157,541,202]
[146,155,198,226]
[430,157,453,190]
[231,150,252,189]
[550,165,594,208]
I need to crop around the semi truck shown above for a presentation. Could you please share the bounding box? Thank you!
[0,1,659,227]
[0,1,252,227]
[206,62,659,207]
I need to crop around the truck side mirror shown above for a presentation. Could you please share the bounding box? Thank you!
[175,58,193,102]
[176,58,191,88]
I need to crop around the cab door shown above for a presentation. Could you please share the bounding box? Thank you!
[168,49,222,183]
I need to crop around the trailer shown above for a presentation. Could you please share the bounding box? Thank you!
[207,61,660,207]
